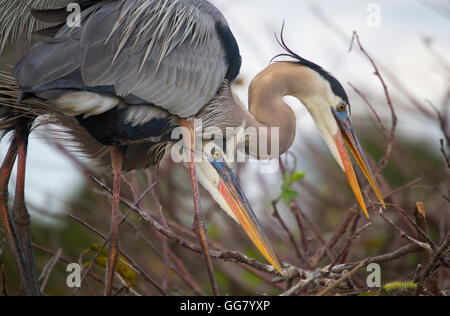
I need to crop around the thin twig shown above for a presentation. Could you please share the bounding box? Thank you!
[439,139,450,171]
[317,258,369,296]
[68,213,166,295]
[331,244,421,274]
[123,217,204,295]
[349,31,397,174]
[271,200,306,266]
[146,170,170,294]
[389,203,437,251]
[39,248,62,293]
[279,158,310,254]
[32,243,112,288]
[376,209,432,251]
[415,233,449,295]
[310,208,357,268]
[279,271,320,296]
[382,177,423,199]
[89,175,293,276]
[348,82,388,137]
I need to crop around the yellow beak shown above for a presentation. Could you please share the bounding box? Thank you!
[213,161,283,275]
[334,121,385,218]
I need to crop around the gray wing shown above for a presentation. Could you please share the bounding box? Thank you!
[0,0,74,71]
[14,0,241,118]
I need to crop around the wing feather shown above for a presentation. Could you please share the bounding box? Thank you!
[14,0,237,118]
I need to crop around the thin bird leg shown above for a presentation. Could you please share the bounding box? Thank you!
[105,146,124,296]
[11,131,41,296]
[0,138,21,267]
[180,118,219,296]
[0,136,39,295]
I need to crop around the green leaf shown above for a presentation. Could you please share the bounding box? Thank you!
[291,171,305,182]
[82,244,136,286]
[281,189,298,204]
[280,171,305,204]
[283,172,291,185]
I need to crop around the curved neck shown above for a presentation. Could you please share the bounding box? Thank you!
[247,62,320,156]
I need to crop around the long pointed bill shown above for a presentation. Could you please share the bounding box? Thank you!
[212,161,283,275]
[334,117,386,218]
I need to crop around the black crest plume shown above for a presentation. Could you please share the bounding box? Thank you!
[272,22,350,107]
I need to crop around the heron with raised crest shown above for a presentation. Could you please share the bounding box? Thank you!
[0,0,384,296]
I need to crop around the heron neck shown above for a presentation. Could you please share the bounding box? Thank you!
[247,62,316,155]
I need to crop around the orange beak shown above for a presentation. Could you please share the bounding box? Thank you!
[334,117,385,218]
[213,161,283,275]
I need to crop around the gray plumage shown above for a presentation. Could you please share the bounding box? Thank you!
[0,0,74,71]
[0,0,245,170]
[14,0,234,118]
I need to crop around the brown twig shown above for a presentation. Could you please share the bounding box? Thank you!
[32,243,118,291]
[415,233,449,295]
[89,175,302,277]
[271,200,306,266]
[147,171,170,294]
[414,202,441,295]
[329,217,370,272]
[279,158,310,254]
[68,213,166,295]
[382,177,423,199]
[310,207,357,268]
[331,244,422,274]
[39,248,62,293]
[376,209,432,251]
[348,82,389,137]
[349,31,397,174]
[123,217,204,295]
[317,258,369,296]
[279,271,320,296]
[439,139,450,171]
[337,212,363,265]
[389,203,437,252]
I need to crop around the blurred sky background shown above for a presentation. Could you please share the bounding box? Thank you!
[0,0,448,223]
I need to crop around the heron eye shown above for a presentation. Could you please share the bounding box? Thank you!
[213,150,221,160]
[337,103,346,112]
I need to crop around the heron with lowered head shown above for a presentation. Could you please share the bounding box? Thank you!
[0,0,384,295]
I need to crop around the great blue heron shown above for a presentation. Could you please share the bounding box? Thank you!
[0,0,385,296]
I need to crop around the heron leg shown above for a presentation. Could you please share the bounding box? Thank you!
[11,131,41,296]
[105,145,124,296]
[0,134,40,296]
[0,138,21,272]
[180,118,219,296]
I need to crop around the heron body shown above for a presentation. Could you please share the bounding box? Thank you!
[0,0,385,295]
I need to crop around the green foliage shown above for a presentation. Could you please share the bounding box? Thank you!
[280,171,305,205]
[82,244,136,287]
[359,281,417,296]
[381,281,417,295]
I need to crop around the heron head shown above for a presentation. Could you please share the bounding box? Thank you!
[271,30,385,216]
[194,140,283,274]
[299,68,385,218]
